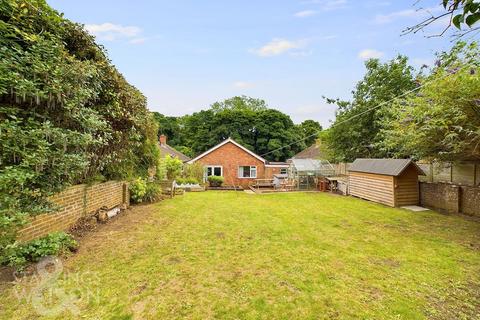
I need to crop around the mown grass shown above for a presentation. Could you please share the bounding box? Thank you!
[1,192,479,319]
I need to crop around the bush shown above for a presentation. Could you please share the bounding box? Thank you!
[185,177,199,184]
[176,177,199,185]
[207,176,224,187]
[165,155,183,180]
[175,177,186,185]
[129,178,147,203]
[0,0,161,255]
[2,232,78,269]
[143,182,162,203]
[184,163,204,183]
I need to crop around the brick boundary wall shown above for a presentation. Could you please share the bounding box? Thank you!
[18,181,129,242]
[420,182,480,217]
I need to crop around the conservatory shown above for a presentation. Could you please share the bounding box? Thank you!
[289,159,336,190]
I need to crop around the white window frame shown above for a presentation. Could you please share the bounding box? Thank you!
[280,168,288,175]
[204,166,223,182]
[238,166,257,179]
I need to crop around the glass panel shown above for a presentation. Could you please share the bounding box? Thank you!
[213,167,222,176]
[250,166,256,178]
[206,167,212,176]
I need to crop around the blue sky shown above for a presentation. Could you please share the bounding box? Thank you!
[48,0,463,127]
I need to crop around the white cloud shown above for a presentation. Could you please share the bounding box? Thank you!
[294,10,317,18]
[85,23,142,41]
[233,81,254,89]
[374,6,442,24]
[358,49,384,60]
[250,38,307,57]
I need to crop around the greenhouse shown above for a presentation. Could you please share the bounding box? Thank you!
[289,159,336,190]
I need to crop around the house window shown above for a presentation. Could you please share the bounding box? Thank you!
[238,166,257,178]
[280,168,288,174]
[204,166,222,181]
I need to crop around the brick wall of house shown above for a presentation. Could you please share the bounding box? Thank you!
[195,142,265,187]
[265,166,287,179]
[420,182,480,217]
[18,181,128,242]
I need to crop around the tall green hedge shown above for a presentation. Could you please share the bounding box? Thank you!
[0,0,159,251]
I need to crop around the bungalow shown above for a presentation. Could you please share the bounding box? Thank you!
[187,138,288,187]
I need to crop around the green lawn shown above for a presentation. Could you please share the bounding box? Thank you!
[1,192,479,319]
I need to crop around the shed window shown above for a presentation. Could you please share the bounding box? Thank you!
[280,168,288,174]
[238,166,257,178]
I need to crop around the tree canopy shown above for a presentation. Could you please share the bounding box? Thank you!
[380,42,480,161]
[152,96,322,161]
[324,56,417,162]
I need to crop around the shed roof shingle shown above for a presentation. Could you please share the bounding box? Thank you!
[349,158,425,176]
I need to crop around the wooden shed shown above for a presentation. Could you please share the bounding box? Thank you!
[348,159,425,207]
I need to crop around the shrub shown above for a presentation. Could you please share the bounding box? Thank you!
[176,177,199,185]
[175,177,186,185]
[129,178,147,203]
[2,232,78,269]
[165,155,183,180]
[0,0,161,255]
[143,182,162,203]
[207,176,224,187]
[185,177,199,184]
[184,163,204,183]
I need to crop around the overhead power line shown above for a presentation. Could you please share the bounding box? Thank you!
[260,62,476,158]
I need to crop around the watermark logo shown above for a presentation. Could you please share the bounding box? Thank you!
[13,256,100,316]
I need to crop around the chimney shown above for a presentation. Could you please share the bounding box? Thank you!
[159,134,167,145]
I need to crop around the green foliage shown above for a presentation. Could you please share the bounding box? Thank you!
[184,163,204,183]
[298,120,322,146]
[207,176,224,187]
[143,182,162,203]
[380,42,480,161]
[165,155,183,180]
[324,55,417,162]
[446,0,480,29]
[152,96,310,162]
[2,232,77,269]
[176,177,199,185]
[405,1,479,37]
[210,95,268,112]
[129,178,147,204]
[0,0,160,252]
[129,178,162,203]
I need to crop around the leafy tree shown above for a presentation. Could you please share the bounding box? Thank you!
[380,42,480,161]
[151,112,184,146]
[210,95,268,113]
[178,97,306,161]
[325,56,417,162]
[153,96,313,161]
[298,120,322,146]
